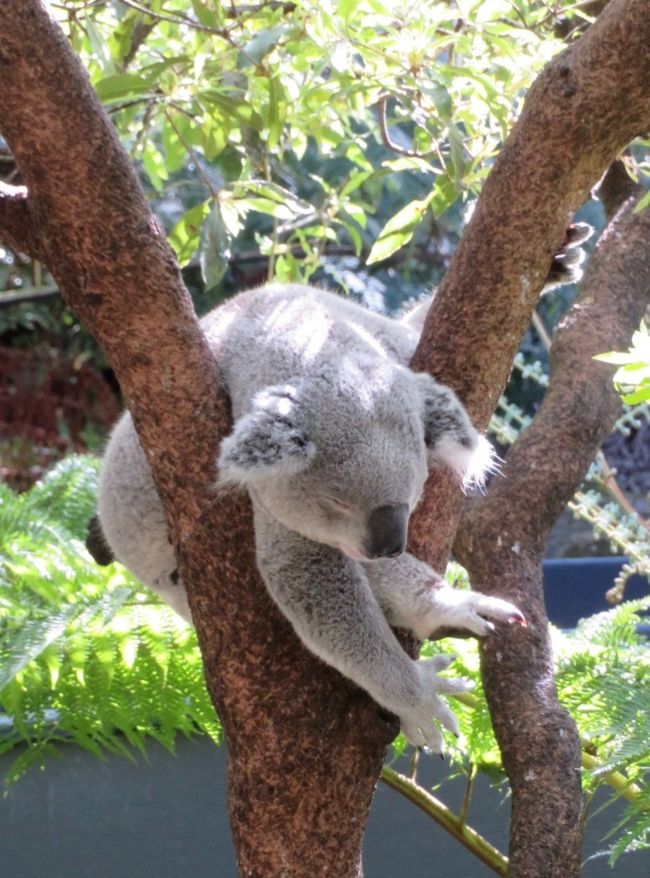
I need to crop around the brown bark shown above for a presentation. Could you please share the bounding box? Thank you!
[409,0,650,565]
[0,5,390,876]
[454,185,650,877]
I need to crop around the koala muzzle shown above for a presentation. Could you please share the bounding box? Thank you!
[366,503,409,559]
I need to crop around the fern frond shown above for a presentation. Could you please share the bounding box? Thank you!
[0,455,221,788]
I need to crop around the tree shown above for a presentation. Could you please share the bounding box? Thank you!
[1,1,649,875]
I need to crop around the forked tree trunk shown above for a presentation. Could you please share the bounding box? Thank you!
[1,2,650,875]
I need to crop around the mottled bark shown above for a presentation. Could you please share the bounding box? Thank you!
[0,5,390,876]
[453,187,650,877]
[409,0,650,565]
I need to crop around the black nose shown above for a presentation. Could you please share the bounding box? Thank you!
[366,504,409,559]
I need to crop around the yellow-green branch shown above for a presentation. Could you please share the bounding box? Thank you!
[380,765,509,876]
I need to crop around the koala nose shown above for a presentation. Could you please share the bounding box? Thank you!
[366,504,409,559]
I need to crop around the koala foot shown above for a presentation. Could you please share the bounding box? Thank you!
[398,655,472,751]
[429,589,526,638]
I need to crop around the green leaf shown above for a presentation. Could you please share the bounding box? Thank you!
[232,181,314,222]
[633,188,650,213]
[621,384,650,404]
[337,0,360,21]
[0,608,79,691]
[200,201,231,290]
[367,194,433,265]
[190,0,222,27]
[141,142,168,192]
[199,91,263,129]
[448,123,466,183]
[94,73,153,103]
[594,352,639,365]
[430,174,458,217]
[239,25,291,68]
[266,75,284,149]
[168,200,211,265]
[382,157,438,174]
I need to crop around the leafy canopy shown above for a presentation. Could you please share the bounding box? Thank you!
[54,0,583,283]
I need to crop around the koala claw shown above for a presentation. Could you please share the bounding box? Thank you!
[398,655,470,752]
[432,590,526,638]
[469,595,526,635]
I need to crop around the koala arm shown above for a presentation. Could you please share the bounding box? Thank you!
[254,509,469,751]
[362,553,525,641]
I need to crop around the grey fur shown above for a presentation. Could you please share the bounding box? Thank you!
[94,284,523,750]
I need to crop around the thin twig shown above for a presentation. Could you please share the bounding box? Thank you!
[376,94,427,159]
[380,765,509,876]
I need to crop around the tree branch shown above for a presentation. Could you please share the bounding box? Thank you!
[0,5,391,875]
[453,188,650,876]
[408,0,650,567]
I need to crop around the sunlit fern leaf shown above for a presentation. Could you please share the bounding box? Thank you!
[0,455,221,788]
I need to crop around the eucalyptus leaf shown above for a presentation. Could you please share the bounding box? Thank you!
[366,194,433,265]
[200,200,232,289]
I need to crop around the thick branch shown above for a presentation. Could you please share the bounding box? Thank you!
[0,5,391,875]
[409,0,650,566]
[453,192,650,877]
[461,191,650,559]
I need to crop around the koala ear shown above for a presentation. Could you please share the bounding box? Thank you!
[414,372,497,489]
[217,382,315,488]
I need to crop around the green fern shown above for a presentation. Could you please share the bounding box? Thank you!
[0,455,220,786]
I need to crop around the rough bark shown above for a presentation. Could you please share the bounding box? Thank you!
[453,184,650,877]
[409,0,650,565]
[0,5,390,876]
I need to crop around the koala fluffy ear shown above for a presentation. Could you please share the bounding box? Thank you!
[414,373,497,489]
[217,382,315,487]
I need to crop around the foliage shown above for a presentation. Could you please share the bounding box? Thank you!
[596,322,650,406]
[48,0,598,287]
[0,455,219,786]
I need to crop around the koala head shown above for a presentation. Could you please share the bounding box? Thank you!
[218,367,492,561]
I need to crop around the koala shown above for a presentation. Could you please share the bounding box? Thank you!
[88,283,525,752]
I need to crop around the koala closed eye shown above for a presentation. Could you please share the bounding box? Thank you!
[321,495,354,512]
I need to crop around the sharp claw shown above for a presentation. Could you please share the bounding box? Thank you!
[508,612,527,627]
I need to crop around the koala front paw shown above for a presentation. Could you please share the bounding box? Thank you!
[433,589,526,637]
[398,655,472,751]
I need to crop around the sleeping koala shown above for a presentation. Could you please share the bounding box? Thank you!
[89,283,524,751]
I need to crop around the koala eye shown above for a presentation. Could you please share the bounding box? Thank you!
[320,495,354,513]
